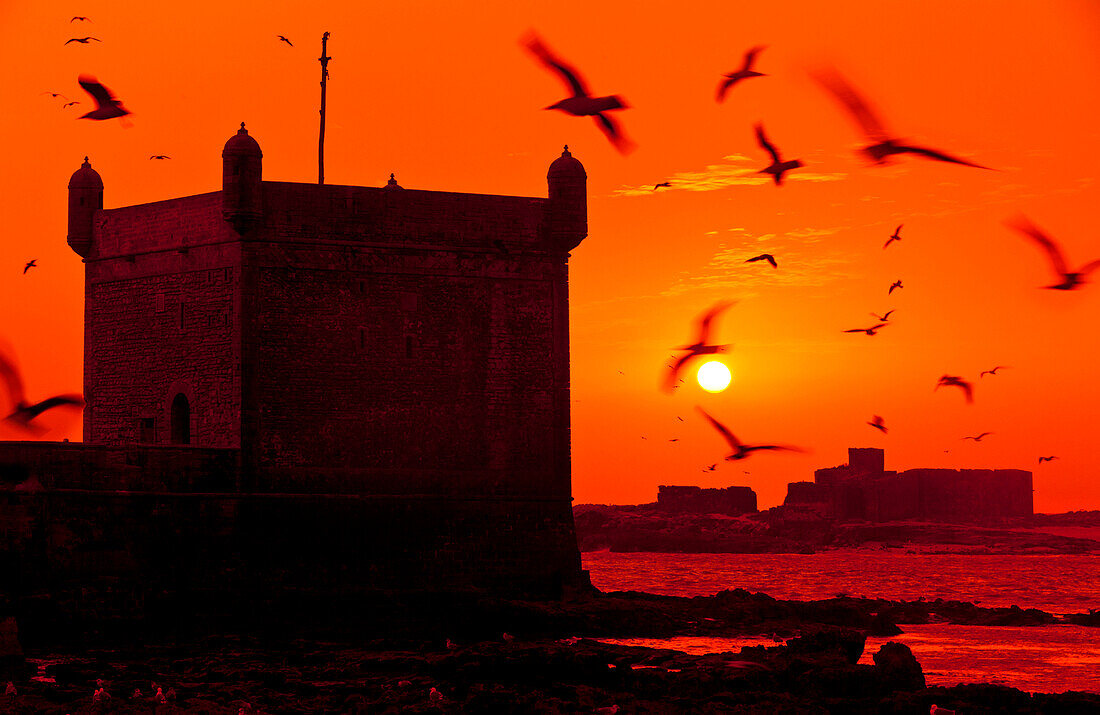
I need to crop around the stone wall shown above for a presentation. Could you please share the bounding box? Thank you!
[656,485,757,515]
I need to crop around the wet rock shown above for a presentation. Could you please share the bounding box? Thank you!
[872,641,925,691]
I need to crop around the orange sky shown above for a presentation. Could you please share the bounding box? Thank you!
[2,1,1099,512]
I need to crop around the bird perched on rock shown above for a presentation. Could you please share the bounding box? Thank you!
[868,415,888,433]
[884,224,903,249]
[522,31,633,153]
[935,374,973,404]
[813,67,989,169]
[844,323,887,336]
[1006,215,1100,290]
[889,280,903,294]
[76,75,130,121]
[745,253,777,268]
[696,406,805,461]
[664,300,735,393]
[717,46,766,101]
[754,123,802,185]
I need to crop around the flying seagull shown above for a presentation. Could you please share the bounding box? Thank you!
[717,46,766,102]
[1038,456,1058,463]
[653,182,671,190]
[812,68,990,169]
[41,92,68,99]
[149,155,171,160]
[522,31,634,154]
[870,310,894,322]
[1006,215,1100,290]
[745,253,777,268]
[23,260,36,274]
[76,75,130,121]
[962,432,992,442]
[884,224,903,249]
[664,300,735,393]
[70,16,92,22]
[0,351,84,433]
[979,366,1006,378]
[754,123,802,185]
[277,35,293,46]
[62,101,80,108]
[867,415,888,434]
[935,374,973,404]
[64,37,101,44]
[889,280,903,294]
[844,323,887,336]
[696,406,804,461]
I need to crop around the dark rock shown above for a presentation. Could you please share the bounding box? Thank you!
[872,641,925,691]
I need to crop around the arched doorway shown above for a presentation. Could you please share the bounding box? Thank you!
[170,393,191,444]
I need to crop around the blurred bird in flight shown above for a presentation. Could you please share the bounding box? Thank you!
[1038,456,1058,463]
[889,280,903,294]
[962,432,992,442]
[41,91,67,99]
[70,16,92,22]
[664,300,734,393]
[867,415,888,434]
[522,31,634,154]
[745,253,777,268]
[64,37,100,45]
[653,182,671,190]
[717,46,766,102]
[884,224,903,249]
[812,67,990,169]
[979,366,1006,378]
[149,155,171,160]
[844,323,887,336]
[277,35,293,46]
[1006,215,1100,290]
[76,75,130,121]
[870,310,894,322]
[23,260,36,274]
[935,374,973,404]
[62,101,80,108]
[754,123,802,185]
[696,406,805,461]
[0,349,83,434]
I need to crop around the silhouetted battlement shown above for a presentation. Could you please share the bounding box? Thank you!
[786,448,1032,523]
[656,485,757,515]
[0,130,593,600]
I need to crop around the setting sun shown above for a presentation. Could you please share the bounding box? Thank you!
[697,361,731,393]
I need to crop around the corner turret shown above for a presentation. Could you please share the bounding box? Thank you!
[546,145,587,252]
[67,157,103,258]
[222,122,263,233]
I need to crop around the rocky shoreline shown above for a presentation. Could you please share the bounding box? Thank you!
[574,506,1100,555]
[3,587,1099,713]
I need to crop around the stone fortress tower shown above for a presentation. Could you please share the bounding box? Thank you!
[26,126,594,596]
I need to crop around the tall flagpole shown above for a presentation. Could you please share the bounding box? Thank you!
[318,31,331,185]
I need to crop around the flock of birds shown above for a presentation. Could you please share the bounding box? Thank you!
[19,23,1095,474]
[518,32,1095,474]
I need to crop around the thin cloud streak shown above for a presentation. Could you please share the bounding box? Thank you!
[614,155,846,197]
